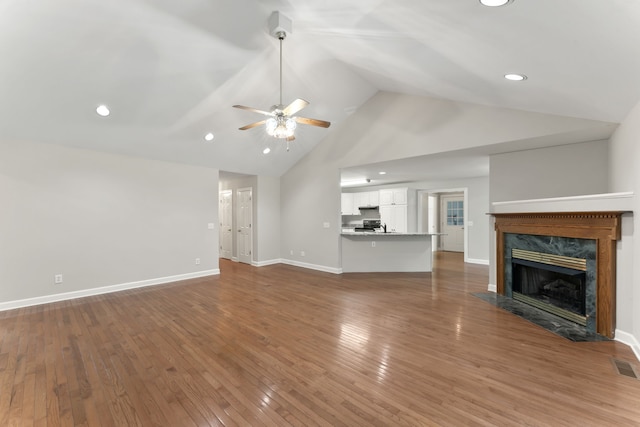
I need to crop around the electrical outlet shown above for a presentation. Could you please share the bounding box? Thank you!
[323,222,330,228]
[195,258,201,265]
[54,274,63,284]
[371,241,376,247]
[207,223,214,229]
[300,251,305,257]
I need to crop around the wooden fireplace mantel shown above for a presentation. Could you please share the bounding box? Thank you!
[493,211,625,338]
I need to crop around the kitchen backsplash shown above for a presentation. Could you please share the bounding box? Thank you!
[342,209,380,226]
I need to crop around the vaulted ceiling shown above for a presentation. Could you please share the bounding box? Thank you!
[2,0,639,177]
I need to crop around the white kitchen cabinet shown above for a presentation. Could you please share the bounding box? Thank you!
[380,204,407,233]
[353,192,368,209]
[369,191,380,206]
[379,188,407,206]
[341,193,356,215]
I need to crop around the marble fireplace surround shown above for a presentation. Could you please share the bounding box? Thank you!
[491,193,632,339]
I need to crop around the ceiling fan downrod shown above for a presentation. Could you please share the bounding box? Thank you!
[277,31,286,107]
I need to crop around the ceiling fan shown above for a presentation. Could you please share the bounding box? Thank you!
[233,12,330,150]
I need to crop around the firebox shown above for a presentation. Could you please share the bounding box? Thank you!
[511,249,587,326]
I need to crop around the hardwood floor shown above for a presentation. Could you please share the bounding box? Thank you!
[1,252,639,426]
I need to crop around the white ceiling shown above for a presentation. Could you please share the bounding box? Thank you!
[2,0,639,179]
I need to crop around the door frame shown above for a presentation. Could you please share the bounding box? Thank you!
[417,187,468,261]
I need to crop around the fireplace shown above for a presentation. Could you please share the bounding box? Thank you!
[511,249,587,326]
[493,212,623,338]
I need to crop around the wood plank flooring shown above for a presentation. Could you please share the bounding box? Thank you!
[1,252,639,426]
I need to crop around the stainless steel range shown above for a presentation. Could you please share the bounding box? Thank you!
[354,219,381,232]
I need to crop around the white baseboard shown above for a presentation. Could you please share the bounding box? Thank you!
[252,259,283,267]
[615,329,640,362]
[487,283,497,292]
[466,258,489,265]
[280,259,342,274]
[0,269,220,312]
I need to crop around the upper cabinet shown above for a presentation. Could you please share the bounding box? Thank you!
[341,193,357,215]
[379,188,408,206]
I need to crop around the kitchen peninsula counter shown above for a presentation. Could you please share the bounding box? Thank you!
[341,232,437,273]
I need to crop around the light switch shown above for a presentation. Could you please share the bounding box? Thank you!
[323,222,330,228]
[208,223,214,229]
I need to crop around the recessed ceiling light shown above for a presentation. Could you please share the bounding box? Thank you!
[96,105,110,117]
[504,73,527,81]
[263,147,271,154]
[480,0,513,6]
[379,171,387,175]
[204,133,214,141]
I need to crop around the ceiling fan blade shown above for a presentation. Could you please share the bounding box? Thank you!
[239,119,268,130]
[295,116,331,128]
[233,105,274,116]
[282,98,309,116]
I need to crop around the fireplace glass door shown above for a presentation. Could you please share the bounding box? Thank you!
[512,255,587,326]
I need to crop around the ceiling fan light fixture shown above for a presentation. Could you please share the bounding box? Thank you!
[266,116,296,139]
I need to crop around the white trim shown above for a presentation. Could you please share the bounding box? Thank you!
[231,257,239,262]
[615,329,640,362]
[466,258,489,265]
[281,259,343,274]
[0,269,220,312]
[252,259,282,267]
[487,283,497,292]
[492,192,633,206]
[491,192,634,213]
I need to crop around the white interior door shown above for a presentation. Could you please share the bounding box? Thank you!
[237,188,253,264]
[440,194,464,252]
[219,190,233,260]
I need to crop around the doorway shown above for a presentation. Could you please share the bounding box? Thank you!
[237,187,253,264]
[219,190,233,260]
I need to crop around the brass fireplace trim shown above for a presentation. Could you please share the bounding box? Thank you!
[512,248,587,271]
[493,211,625,338]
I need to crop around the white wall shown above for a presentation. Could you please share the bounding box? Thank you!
[256,175,281,264]
[489,140,609,202]
[0,140,219,306]
[281,92,614,271]
[609,99,640,357]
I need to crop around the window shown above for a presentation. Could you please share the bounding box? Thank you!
[446,200,464,226]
